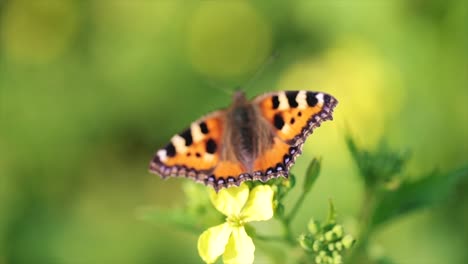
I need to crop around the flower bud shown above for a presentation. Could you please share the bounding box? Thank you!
[342,235,355,249]
[304,158,321,193]
[335,241,343,251]
[332,253,342,264]
[308,219,320,235]
[324,230,334,241]
[312,240,321,252]
[298,234,313,251]
[332,225,344,239]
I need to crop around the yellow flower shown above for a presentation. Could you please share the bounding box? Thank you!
[197,183,274,264]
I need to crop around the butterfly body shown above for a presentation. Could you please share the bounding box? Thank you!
[224,92,274,173]
[150,90,337,191]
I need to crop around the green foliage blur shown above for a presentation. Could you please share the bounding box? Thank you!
[1,1,467,263]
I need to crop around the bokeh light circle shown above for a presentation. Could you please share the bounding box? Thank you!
[1,0,79,64]
[278,39,405,147]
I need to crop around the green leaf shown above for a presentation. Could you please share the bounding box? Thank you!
[371,165,468,227]
[303,158,321,193]
[345,134,410,187]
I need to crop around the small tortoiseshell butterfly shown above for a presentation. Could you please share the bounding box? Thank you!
[149,91,337,191]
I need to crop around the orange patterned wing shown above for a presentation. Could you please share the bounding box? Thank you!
[252,91,338,175]
[149,111,225,184]
[207,160,250,190]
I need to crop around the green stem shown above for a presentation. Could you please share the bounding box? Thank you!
[281,218,297,245]
[286,190,308,223]
[345,186,381,263]
[254,234,291,243]
[254,234,285,241]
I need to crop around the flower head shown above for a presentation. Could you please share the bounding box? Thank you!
[197,183,274,264]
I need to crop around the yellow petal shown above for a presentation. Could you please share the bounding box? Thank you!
[223,227,255,264]
[241,185,274,222]
[209,183,249,216]
[197,223,232,264]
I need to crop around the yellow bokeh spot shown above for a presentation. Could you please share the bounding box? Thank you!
[278,38,405,147]
[187,1,272,78]
[1,0,79,64]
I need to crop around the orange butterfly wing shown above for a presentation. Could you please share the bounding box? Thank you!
[149,111,224,183]
[150,110,255,190]
[252,91,338,175]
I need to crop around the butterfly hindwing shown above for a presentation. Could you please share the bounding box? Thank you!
[251,137,291,179]
[149,111,225,183]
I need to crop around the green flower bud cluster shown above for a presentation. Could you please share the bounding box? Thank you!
[298,202,355,264]
[346,135,409,189]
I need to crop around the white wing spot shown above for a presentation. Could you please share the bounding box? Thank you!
[191,122,204,143]
[278,92,289,110]
[316,93,324,105]
[296,91,308,109]
[281,124,291,134]
[157,149,167,161]
[171,135,187,153]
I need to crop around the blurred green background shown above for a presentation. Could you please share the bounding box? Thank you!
[1,0,467,263]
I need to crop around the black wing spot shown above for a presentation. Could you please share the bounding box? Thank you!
[217,178,226,185]
[286,91,299,108]
[289,147,297,155]
[306,92,318,107]
[276,163,285,171]
[272,95,280,109]
[195,152,201,158]
[207,175,216,183]
[273,113,285,130]
[186,152,191,157]
[298,111,302,117]
[199,122,209,134]
[266,167,275,175]
[165,143,176,157]
[180,129,193,146]
[206,138,217,154]
[290,117,295,124]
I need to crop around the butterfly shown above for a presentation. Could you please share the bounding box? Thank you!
[149,90,338,191]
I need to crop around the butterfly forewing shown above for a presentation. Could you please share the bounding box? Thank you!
[149,111,225,182]
[254,90,338,146]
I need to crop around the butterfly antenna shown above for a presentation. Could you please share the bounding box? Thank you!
[203,79,234,96]
[243,51,279,91]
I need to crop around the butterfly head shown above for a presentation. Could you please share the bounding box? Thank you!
[232,90,248,105]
